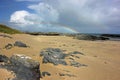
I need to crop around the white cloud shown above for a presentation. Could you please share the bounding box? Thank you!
[10,10,34,26]
[50,0,120,33]
[10,3,59,25]
[11,0,120,33]
[10,3,75,33]
[28,3,59,22]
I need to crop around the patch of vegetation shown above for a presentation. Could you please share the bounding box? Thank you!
[0,24,22,34]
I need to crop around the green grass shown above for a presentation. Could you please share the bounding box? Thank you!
[0,24,22,34]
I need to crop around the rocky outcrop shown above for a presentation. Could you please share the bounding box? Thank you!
[10,54,41,80]
[40,48,87,68]
[40,48,67,65]
[0,54,41,80]
[74,34,109,41]
[101,34,120,38]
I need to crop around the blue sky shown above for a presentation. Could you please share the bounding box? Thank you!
[0,0,120,33]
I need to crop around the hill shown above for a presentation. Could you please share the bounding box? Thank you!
[0,24,22,34]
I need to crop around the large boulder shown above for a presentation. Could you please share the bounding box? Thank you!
[14,41,28,47]
[40,48,67,65]
[8,54,41,80]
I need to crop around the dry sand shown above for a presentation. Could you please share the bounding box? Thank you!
[0,68,15,80]
[0,33,120,80]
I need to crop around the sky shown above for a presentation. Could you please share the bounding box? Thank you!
[0,0,120,33]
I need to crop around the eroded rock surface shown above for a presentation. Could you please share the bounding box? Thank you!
[0,54,41,80]
[40,48,87,68]
[40,48,67,65]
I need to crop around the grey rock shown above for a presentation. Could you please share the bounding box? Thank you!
[67,51,84,58]
[6,54,41,80]
[4,43,13,50]
[59,73,76,77]
[70,51,84,55]
[0,54,9,63]
[40,48,67,65]
[42,55,67,65]
[10,54,39,68]
[14,41,28,47]
[70,61,87,68]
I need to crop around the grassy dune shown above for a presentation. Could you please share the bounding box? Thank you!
[0,24,22,34]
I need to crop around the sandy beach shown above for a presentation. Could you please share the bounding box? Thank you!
[0,33,120,80]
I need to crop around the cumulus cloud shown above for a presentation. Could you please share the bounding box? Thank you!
[10,10,34,26]
[11,0,120,33]
[57,0,120,33]
[10,3,75,33]
[28,3,59,22]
